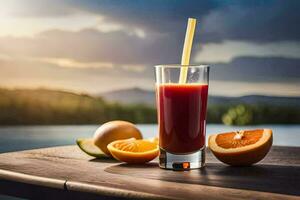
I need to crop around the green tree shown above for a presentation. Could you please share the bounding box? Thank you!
[222,105,253,125]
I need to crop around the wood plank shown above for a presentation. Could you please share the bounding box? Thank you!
[0,169,65,189]
[0,178,149,200]
[0,145,299,200]
[105,162,300,196]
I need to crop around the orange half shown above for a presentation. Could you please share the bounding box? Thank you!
[147,136,159,145]
[209,129,273,166]
[107,138,159,164]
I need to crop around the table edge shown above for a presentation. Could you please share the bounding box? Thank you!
[0,169,172,200]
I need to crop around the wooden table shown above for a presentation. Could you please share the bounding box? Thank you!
[0,146,299,200]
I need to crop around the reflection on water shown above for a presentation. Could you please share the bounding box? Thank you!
[0,124,300,153]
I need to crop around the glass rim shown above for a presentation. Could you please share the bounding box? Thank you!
[154,64,209,69]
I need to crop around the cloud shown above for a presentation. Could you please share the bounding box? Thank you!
[0,28,299,85]
[2,1,300,43]
[0,57,151,93]
[121,64,146,73]
[36,57,146,72]
[194,40,300,63]
[200,1,300,43]
[1,55,300,96]
[0,0,77,18]
[37,57,114,69]
[0,13,101,37]
[0,11,146,38]
[0,0,216,37]
[209,56,300,83]
[1,0,300,96]
[56,0,300,44]
[0,1,231,39]
[0,28,181,65]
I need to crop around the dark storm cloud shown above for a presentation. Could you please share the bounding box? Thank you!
[209,56,300,82]
[0,28,182,65]
[138,55,300,84]
[2,1,300,67]
[67,0,300,43]
[79,0,300,43]
[12,0,300,43]
[70,0,219,33]
[1,0,299,95]
[200,1,300,43]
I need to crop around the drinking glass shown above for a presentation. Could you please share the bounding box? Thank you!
[155,65,209,170]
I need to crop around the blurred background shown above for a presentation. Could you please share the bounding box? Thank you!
[0,1,300,199]
[0,2,300,147]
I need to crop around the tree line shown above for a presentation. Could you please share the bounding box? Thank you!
[0,88,299,125]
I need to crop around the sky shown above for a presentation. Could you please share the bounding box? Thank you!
[0,0,300,96]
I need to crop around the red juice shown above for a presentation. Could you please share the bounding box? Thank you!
[156,84,208,154]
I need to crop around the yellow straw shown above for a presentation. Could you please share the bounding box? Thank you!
[179,18,197,84]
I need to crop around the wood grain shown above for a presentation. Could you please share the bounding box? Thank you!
[0,145,299,200]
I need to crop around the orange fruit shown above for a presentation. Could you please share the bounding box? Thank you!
[107,138,159,164]
[147,136,159,145]
[93,121,143,156]
[209,129,273,166]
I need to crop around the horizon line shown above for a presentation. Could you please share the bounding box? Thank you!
[1,85,300,98]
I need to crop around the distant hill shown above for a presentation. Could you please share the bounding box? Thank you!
[1,87,299,125]
[101,87,300,107]
[101,87,156,105]
[0,88,157,125]
[209,95,300,107]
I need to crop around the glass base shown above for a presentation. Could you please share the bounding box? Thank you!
[159,147,205,170]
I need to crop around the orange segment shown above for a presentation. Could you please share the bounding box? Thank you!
[107,138,159,164]
[216,130,263,149]
[209,129,273,166]
[147,136,159,145]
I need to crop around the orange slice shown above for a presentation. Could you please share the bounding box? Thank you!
[107,138,159,164]
[209,129,273,166]
[147,136,159,145]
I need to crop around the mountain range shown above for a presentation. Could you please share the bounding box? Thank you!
[101,87,300,107]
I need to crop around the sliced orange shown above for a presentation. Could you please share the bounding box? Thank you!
[209,129,273,166]
[147,136,159,145]
[107,138,159,164]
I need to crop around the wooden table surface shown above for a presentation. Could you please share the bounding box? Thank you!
[0,145,299,200]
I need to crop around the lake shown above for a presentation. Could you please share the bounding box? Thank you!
[0,124,300,153]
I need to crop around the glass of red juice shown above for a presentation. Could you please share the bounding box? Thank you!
[155,65,209,170]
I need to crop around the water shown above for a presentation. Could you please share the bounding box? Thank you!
[0,124,300,153]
